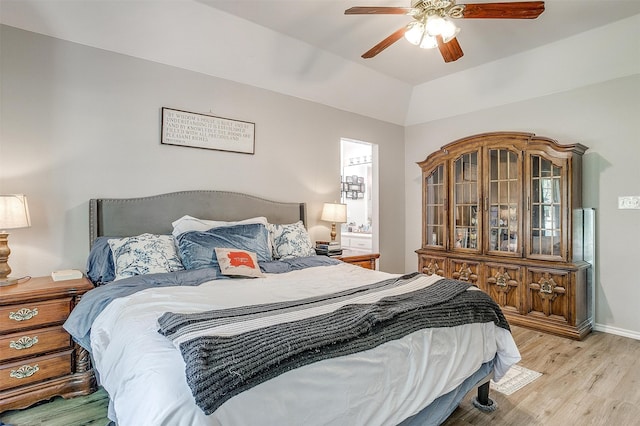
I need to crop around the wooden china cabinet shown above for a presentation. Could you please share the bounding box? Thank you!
[416,132,593,339]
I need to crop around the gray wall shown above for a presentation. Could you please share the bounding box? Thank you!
[405,75,640,337]
[0,25,405,275]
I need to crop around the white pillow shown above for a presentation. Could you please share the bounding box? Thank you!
[108,233,184,281]
[171,215,268,238]
[215,247,265,278]
[268,221,316,260]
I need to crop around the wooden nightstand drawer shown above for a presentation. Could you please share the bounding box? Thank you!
[1,326,71,362]
[0,350,73,392]
[0,298,72,333]
[0,276,96,412]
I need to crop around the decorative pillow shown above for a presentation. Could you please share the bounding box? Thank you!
[108,233,184,281]
[171,215,268,238]
[215,247,265,278]
[86,236,116,285]
[268,221,316,260]
[176,223,271,270]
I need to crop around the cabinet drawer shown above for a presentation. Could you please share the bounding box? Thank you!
[350,239,372,250]
[419,255,447,277]
[1,326,71,362]
[484,263,523,314]
[526,268,571,323]
[449,259,481,287]
[0,298,72,333]
[0,350,73,391]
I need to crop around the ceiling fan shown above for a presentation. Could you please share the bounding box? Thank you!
[345,1,545,62]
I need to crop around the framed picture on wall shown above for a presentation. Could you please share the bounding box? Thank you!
[161,107,255,154]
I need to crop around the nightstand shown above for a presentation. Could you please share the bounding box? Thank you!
[335,251,380,270]
[0,276,96,412]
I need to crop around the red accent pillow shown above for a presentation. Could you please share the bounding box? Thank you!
[215,247,265,278]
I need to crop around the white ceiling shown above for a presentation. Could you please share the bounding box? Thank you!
[199,0,640,85]
[1,0,638,125]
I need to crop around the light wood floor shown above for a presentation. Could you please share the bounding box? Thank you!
[1,326,639,426]
[443,326,640,426]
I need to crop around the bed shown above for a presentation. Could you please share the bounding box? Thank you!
[64,190,521,426]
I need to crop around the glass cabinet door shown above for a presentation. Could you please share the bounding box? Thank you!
[452,152,479,250]
[530,155,563,258]
[424,164,446,247]
[487,148,520,255]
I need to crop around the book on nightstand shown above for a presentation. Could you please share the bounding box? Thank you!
[315,240,342,256]
[315,248,343,256]
[316,241,341,250]
[51,269,84,281]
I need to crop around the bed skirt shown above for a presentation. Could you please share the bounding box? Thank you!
[399,359,495,426]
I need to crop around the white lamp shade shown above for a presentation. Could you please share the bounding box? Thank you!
[0,195,31,230]
[441,19,460,43]
[419,34,438,49]
[404,21,425,45]
[321,203,347,223]
[425,15,446,36]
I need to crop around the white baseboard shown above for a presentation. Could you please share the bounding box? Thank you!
[594,323,640,341]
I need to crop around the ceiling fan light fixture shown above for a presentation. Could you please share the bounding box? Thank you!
[424,15,445,36]
[404,21,425,45]
[419,34,438,49]
[441,20,460,43]
[425,15,459,41]
[346,0,546,62]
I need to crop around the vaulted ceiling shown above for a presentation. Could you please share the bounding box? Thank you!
[1,0,639,125]
[200,0,640,85]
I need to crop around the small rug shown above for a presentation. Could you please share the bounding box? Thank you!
[490,364,542,395]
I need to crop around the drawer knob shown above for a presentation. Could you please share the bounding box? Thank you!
[9,336,39,350]
[8,307,39,322]
[10,364,39,379]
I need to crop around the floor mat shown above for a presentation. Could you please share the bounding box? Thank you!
[490,364,542,395]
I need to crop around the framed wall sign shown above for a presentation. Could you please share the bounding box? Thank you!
[161,107,255,154]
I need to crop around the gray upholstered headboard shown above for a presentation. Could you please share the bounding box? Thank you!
[89,190,307,245]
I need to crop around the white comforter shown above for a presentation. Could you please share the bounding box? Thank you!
[90,263,521,426]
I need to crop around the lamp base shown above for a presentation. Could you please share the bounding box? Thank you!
[0,276,20,287]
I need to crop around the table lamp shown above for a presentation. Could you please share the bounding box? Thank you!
[321,202,347,241]
[0,194,31,286]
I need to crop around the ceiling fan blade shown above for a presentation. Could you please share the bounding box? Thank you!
[362,27,407,58]
[437,36,464,63]
[345,6,413,15]
[461,1,545,19]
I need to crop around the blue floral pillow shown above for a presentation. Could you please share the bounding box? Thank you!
[176,223,271,270]
[108,233,184,281]
[268,221,315,260]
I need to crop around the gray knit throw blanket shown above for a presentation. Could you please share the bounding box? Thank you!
[157,273,510,415]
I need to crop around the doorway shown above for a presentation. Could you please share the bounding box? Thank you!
[340,138,378,254]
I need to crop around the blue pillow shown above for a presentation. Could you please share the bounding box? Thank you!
[177,223,271,270]
[86,236,115,285]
